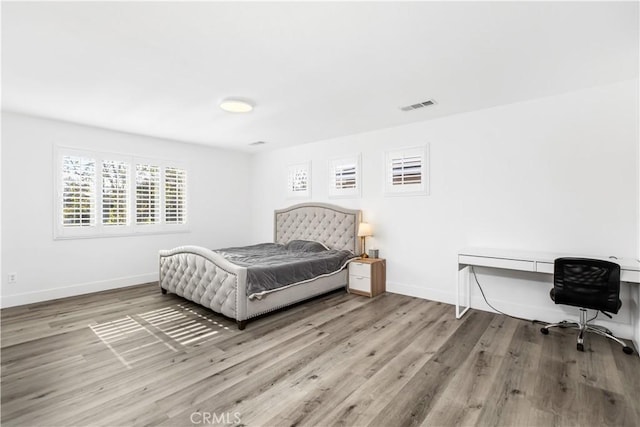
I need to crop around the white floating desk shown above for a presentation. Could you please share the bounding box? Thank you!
[456,247,640,319]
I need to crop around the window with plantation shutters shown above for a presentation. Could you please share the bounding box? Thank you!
[61,155,96,227]
[286,162,311,198]
[135,164,160,224]
[335,164,356,188]
[55,146,188,239]
[392,155,421,185]
[384,145,429,196]
[329,155,361,198]
[165,167,187,224]
[102,160,128,226]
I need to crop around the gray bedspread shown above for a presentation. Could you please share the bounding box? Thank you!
[215,240,356,296]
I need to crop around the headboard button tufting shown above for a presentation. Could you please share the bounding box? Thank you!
[274,203,361,253]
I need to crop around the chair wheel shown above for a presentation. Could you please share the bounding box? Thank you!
[577,343,584,352]
[623,346,634,355]
[540,328,549,335]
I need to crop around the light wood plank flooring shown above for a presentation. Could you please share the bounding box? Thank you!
[2,284,639,426]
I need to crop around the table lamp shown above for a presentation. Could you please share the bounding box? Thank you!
[357,222,373,258]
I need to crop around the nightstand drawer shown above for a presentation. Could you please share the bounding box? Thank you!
[349,261,371,278]
[349,274,371,292]
[348,258,385,297]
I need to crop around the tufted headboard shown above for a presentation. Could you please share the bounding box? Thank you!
[274,203,362,254]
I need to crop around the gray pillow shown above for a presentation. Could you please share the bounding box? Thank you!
[284,240,329,253]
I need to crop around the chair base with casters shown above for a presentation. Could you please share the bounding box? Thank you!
[540,308,634,355]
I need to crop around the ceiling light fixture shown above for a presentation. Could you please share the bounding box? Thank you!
[219,98,254,113]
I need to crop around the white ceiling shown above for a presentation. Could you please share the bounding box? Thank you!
[2,2,638,152]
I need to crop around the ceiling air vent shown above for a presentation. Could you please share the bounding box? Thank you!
[400,99,436,112]
[249,141,267,146]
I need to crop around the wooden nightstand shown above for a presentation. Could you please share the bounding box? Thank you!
[348,258,386,297]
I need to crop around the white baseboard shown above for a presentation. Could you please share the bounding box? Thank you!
[387,281,457,306]
[387,281,635,341]
[0,273,158,308]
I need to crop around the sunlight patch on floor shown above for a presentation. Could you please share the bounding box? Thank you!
[90,315,176,369]
[90,304,231,367]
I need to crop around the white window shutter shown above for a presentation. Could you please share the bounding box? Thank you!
[384,145,429,196]
[335,164,356,189]
[61,155,96,227]
[165,167,187,224]
[136,164,161,224]
[102,160,129,226]
[329,155,361,198]
[391,154,422,186]
[286,162,311,198]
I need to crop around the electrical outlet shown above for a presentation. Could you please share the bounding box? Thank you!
[8,273,17,284]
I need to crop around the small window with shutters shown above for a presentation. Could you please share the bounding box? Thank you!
[329,155,361,198]
[384,145,429,196]
[286,162,311,199]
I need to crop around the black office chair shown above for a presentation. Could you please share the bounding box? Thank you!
[540,257,634,355]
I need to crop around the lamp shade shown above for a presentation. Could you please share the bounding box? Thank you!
[357,222,373,237]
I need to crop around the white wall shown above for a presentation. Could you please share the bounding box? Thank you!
[2,79,638,346]
[250,79,640,339]
[1,112,253,307]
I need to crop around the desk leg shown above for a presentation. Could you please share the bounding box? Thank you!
[456,265,471,319]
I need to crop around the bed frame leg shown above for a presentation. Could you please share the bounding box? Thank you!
[161,288,167,295]
[237,320,247,330]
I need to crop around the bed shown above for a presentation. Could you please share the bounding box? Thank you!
[159,203,361,329]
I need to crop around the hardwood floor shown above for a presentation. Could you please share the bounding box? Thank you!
[2,284,639,426]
